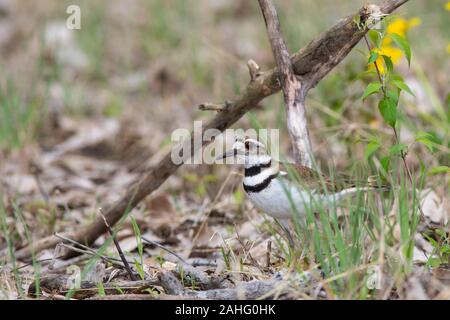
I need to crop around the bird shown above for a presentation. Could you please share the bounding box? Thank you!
[217,136,387,225]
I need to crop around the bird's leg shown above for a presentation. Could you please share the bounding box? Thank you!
[276,218,296,252]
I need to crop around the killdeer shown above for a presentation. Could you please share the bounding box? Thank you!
[218,137,384,223]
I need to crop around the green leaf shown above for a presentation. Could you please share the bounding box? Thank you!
[416,131,437,152]
[424,233,438,247]
[367,51,379,65]
[130,216,143,258]
[441,244,450,255]
[130,215,144,279]
[97,282,105,297]
[387,90,399,107]
[233,189,244,205]
[390,74,405,82]
[368,30,381,48]
[390,33,411,66]
[378,97,397,128]
[365,140,380,161]
[428,166,450,175]
[134,259,145,280]
[389,143,408,156]
[427,257,441,268]
[436,229,448,239]
[353,14,361,29]
[381,55,394,74]
[392,80,415,96]
[361,82,382,100]
[380,156,390,173]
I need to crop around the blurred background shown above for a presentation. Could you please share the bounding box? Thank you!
[0,0,448,286]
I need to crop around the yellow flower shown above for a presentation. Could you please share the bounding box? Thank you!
[369,56,386,74]
[386,18,409,37]
[382,17,421,45]
[445,1,450,11]
[368,46,403,74]
[368,17,420,73]
[447,44,450,54]
[379,46,403,64]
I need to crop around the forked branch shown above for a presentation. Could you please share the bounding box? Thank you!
[258,0,312,167]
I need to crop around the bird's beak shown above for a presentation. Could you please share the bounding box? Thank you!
[216,149,237,160]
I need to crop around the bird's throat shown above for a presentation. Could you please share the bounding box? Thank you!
[243,155,279,194]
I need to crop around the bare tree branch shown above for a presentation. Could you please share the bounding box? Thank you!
[28,275,159,299]
[158,270,289,299]
[258,0,312,167]
[10,0,408,261]
[247,59,261,81]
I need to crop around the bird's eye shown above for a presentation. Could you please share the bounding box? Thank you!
[244,141,250,149]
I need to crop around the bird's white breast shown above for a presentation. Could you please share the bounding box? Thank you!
[246,177,369,220]
[245,177,312,219]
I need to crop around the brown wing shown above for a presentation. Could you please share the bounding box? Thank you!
[278,162,354,193]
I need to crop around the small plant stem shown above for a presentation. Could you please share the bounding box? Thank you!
[363,34,425,219]
[266,240,272,269]
[363,35,385,95]
[99,209,138,281]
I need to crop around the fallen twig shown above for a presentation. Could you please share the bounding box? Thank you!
[44,254,92,274]
[189,258,218,268]
[56,243,125,270]
[54,233,128,268]
[142,236,188,265]
[158,272,288,300]
[158,270,185,295]
[193,279,286,300]
[99,209,138,281]
[87,294,196,300]
[28,274,159,299]
[174,263,230,290]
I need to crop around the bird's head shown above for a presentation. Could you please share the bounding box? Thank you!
[217,136,271,166]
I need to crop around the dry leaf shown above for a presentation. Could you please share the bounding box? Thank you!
[421,188,448,225]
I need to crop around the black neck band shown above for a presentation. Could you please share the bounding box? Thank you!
[244,161,272,177]
[243,172,279,193]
